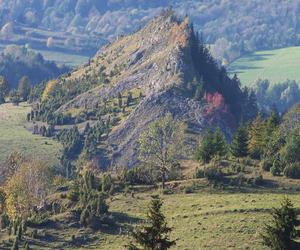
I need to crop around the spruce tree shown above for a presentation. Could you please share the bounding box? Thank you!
[261,197,297,250]
[195,131,215,164]
[230,125,249,158]
[128,195,176,250]
[213,129,228,157]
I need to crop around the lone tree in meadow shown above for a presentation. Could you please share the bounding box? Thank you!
[261,197,298,250]
[128,195,176,250]
[139,113,186,189]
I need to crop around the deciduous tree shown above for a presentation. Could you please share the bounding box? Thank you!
[139,113,186,189]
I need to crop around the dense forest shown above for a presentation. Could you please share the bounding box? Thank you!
[0,45,69,89]
[0,0,299,62]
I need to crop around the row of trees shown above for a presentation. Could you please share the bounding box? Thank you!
[0,75,32,104]
[194,107,300,180]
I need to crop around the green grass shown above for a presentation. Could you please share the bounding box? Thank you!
[36,49,89,67]
[228,46,300,86]
[0,102,62,169]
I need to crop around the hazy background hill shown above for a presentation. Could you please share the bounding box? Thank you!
[0,0,299,64]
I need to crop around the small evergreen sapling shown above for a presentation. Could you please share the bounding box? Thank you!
[261,197,298,250]
[128,195,176,250]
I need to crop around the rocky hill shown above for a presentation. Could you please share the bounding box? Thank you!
[38,13,248,168]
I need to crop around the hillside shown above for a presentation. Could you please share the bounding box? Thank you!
[228,47,300,87]
[0,1,299,62]
[0,103,62,177]
[36,13,250,169]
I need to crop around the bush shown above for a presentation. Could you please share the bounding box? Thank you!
[195,168,205,179]
[260,159,273,172]
[253,174,264,185]
[270,159,282,176]
[184,185,194,194]
[284,163,300,179]
[123,165,155,185]
[204,166,223,183]
[0,213,9,229]
[101,174,114,193]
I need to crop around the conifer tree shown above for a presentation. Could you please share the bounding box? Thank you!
[195,129,227,164]
[213,129,228,157]
[230,124,249,158]
[261,197,297,250]
[118,92,123,108]
[128,195,176,250]
[248,114,264,159]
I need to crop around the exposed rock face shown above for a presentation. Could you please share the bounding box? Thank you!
[54,13,237,168]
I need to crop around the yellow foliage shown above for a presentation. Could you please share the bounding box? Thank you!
[42,79,58,101]
[4,160,51,219]
[171,17,189,48]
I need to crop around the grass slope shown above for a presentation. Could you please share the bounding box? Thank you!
[2,174,300,250]
[228,46,300,86]
[0,103,62,169]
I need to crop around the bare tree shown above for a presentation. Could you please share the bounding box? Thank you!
[139,113,186,189]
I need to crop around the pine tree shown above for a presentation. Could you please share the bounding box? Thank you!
[248,114,264,159]
[261,197,297,250]
[213,129,228,157]
[230,124,249,158]
[195,131,215,164]
[128,195,176,250]
[263,109,280,148]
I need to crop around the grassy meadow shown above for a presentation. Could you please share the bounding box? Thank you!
[228,46,300,86]
[0,103,62,169]
[2,174,300,250]
[36,49,89,67]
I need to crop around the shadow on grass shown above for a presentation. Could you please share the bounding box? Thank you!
[100,212,143,235]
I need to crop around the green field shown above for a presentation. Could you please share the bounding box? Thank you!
[228,46,300,86]
[36,49,89,67]
[1,180,299,250]
[0,103,62,169]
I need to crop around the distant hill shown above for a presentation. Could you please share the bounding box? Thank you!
[36,12,253,168]
[0,45,69,88]
[0,0,299,61]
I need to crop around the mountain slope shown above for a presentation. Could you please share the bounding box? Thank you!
[39,13,246,168]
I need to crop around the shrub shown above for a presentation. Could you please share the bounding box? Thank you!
[184,185,194,194]
[0,213,9,229]
[123,165,155,185]
[253,174,264,185]
[204,166,223,183]
[195,168,205,179]
[101,174,113,193]
[284,163,300,179]
[260,159,273,172]
[270,159,282,176]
